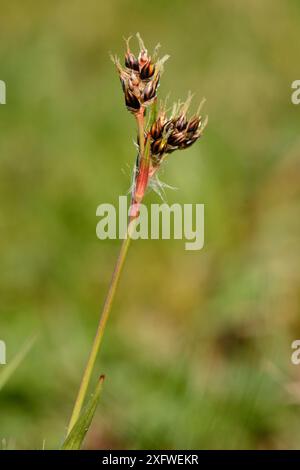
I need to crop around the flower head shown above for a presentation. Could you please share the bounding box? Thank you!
[149,96,208,167]
[112,33,169,113]
[112,35,207,217]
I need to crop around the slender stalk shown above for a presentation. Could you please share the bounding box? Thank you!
[67,225,133,435]
[67,109,146,436]
[133,108,151,205]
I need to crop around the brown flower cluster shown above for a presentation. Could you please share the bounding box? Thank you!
[112,34,168,113]
[112,34,207,214]
[149,101,207,167]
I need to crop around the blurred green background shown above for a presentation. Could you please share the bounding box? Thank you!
[0,0,300,450]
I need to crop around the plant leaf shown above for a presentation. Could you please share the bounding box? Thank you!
[62,375,105,450]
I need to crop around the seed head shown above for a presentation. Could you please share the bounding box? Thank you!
[111,33,169,114]
[149,97,208,167]
[112,35,207,212]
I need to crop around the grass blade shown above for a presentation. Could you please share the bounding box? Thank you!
[62,375,105,450]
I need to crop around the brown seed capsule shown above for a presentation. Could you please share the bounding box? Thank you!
[142,81,156,103]
[151,138,167,156]
[168,131,186,147]
[150,122,160,140]
[125,89,140,111]
[125,52,139,71]
[174,114,188,131]
[150,115,165,139]
[140,60,155,80]
[187,117,200,133]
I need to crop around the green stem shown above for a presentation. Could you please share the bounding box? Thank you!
[67,225,134,435]
[67,109,145,436]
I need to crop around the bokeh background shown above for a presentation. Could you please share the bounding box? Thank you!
[0,0,300,450]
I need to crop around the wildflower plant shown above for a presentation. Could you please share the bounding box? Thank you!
[64,34,207,449]
[112,33,207,217]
